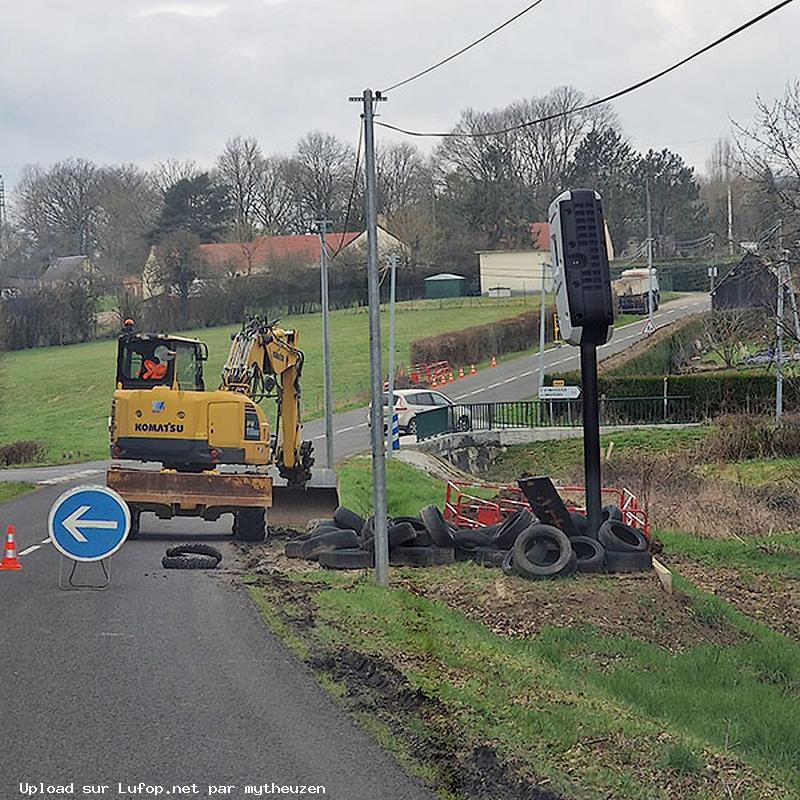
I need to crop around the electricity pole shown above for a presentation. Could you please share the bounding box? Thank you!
[350,88,389,586]
[315,218,335,469]
[646,178,654,330]
[386,254,398,457]
[777,219,786,420]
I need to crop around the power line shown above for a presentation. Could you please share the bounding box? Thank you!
[381,0,547,94]
[377,0,797,138]
[331,120,364,259]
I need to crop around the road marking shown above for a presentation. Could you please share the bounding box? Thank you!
[313,434,325,441]
[336,425,355,433]
[487,382,502,390]
[520,370,533,377]
[502,377,516,383]
[38,468,103,486]
[468,388,484,396]
[357,422,368,428]
[19,545,40,556]
[40,537,51,544]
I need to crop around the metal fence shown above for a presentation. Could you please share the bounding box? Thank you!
[416,396,698,441]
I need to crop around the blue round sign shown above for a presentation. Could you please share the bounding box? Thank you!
[48,485,130,562]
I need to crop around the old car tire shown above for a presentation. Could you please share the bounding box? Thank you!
[301,529,360,560]
[128,509,141,540]
[456,415,471,432]
[568,511,589,538]
[606,549,653,573]
[420,505,455,547]
[512,524,576,579]
[407,417,418,436]
[235,508,267,542]
[361,521,418,552]
[471,547,508,567]
[571,536,606,573]
[602,505,623,523]
[319,549,374,570]
[285,534,313,559]
[598,520,648,553]
[492,509,534,549]
[162,543,222,570]
[334,506,366,532]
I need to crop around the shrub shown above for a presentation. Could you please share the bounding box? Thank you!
[704,414,800,461]
[410,309,556,367]
[0,440,45,466]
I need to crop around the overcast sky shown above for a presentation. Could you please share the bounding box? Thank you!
[2,0,799,191]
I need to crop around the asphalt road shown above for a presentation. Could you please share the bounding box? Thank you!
[2,485,436,800]
[0,293,707,799]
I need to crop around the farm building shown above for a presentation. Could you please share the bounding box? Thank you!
[711,253,780,311]
[478,221,615,295]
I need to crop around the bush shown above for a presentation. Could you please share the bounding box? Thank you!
[549,369,799,418]
[704,415,800,461]
[0,440,45,466]
[410,309,556,367]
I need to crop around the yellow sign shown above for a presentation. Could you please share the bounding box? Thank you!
[553,379,565,387]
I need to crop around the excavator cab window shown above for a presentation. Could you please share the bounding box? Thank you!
[117,338,204,390]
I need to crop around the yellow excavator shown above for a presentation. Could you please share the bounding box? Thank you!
[106,317,338,540]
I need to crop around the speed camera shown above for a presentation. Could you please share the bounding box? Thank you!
[548,189,615,346]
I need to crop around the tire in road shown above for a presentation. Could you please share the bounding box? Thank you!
[162,543,222,570]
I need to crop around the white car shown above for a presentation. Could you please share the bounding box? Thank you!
[370,388,471,436]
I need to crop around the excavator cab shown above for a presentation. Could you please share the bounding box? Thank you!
[116,333,207,391]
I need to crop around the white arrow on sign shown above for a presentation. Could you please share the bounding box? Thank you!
[62,505,118,543]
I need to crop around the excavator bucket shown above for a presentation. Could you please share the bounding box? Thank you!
[269,467,340,530]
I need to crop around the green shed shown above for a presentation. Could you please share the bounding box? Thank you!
[424,273,467,299]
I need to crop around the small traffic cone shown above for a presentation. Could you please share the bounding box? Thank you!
[1,525,22,571]
[448,370,455,383]
[458,367,465,379]
[431,374,438,387]
[470,364,477,375]
[491,356,497,368]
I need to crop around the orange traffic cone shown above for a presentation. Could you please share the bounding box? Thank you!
[458,367,465,379]
[431,374,438,387]
[1,525,22,571]
[448,370,455,383]
[470,364,477,375]
[491,356,497,368]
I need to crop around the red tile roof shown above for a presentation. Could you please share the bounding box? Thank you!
[530,222,549,251]
[198,232,361,274]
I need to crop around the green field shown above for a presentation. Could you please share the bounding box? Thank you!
[0,297,536,465]
[0,483,36,504]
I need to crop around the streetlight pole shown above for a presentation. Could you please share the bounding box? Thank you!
[315,219,335,468]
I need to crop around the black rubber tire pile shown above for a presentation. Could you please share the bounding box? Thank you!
[284,505,457,569]
[284,504,653,578]
[498,510,653,580]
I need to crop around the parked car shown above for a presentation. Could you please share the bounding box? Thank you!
[368,389,471,436]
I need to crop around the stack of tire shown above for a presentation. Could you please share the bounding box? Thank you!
[499,506,653,580]
[284,505,456,569]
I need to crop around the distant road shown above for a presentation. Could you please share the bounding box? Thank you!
[0,292,708,485]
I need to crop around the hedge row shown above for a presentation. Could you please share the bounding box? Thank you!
[410,309,556,367]
[549,369,799,417]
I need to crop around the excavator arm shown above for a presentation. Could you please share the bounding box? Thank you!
[221,317,313,486]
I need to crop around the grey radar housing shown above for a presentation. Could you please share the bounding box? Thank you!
[548,189,615,346]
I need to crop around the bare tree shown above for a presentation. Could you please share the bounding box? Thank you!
[15,158,103,261]
[150,158,202,196]
[96,164,160,279]
[702,308,764,369]
[287,132,356,228]
[216,136,265,242]
[734,82,800,224]
[256,156,297,234]
[376,143,431,217]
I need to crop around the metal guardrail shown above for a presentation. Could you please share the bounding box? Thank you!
[415,396,698,441]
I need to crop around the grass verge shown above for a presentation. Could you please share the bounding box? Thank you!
[248,564,800,800]
[0,483,36,504]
